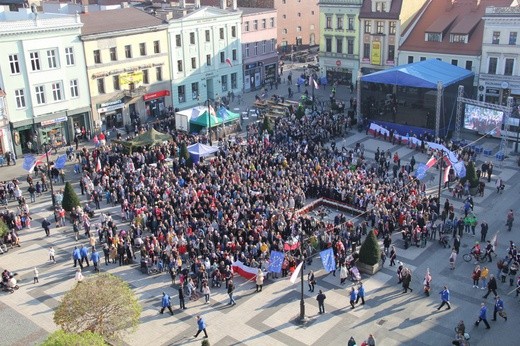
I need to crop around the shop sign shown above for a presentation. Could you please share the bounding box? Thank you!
[119,71,143,87]
[486,88,500,95]
[143,90,171,101]
[371,41,381,65]
[41,116,67,126]
[246,63,258,70]
[97,99,124,113]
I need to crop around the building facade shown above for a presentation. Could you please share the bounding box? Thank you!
[318,0,363,86]
[0,7,91,156]
[241,7,278,92]
[80,8,171,131]
[168,6,243,110]
[479,4,520,105]
[358,0,428,75]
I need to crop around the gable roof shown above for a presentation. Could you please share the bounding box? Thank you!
[359,0,403,19]
[360,59,474,88]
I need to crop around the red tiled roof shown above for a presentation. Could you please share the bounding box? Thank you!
[400,0,513,56]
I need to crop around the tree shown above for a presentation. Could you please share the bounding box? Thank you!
[358,230,381,266]
[201,339,211,346]
[61,181,81,212]
[0,218,9,238]
[42,330,106,346]
[464,161,479,188]
[54,273,141,341]
[179,142,189,161]
[262,116,273,134]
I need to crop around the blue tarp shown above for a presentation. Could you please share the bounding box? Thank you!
[361,59,474,89]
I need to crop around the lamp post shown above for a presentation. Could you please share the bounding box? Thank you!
[299,231,306,321]
[206,100,212,146]
[436,152,446,214]
[43,143,56,207]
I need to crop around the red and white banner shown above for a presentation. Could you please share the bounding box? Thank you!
[231,261,258,280]
[425,155,437,168]
[443,165,451,183]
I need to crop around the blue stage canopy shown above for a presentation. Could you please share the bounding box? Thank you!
[360,59,474,89]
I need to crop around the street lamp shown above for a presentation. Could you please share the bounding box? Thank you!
[436,152,446,214]
[299,231,307,323]
[206,100,212,146]
[43,143,56,207]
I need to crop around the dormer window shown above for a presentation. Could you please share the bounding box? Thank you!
[450,34,467,43]
[376,2,386,12]
[426,32,442,42]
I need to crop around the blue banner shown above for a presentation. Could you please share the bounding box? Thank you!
[22,155,36,171]
[320,248,336,272]
[268,251,284,273]
[54,154,67,169]
[453,161,466,178]
[414,163,428,181]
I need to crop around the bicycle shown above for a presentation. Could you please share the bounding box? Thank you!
[462,252,487,263]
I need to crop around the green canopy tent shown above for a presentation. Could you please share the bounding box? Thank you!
[189,107,240,133]
[112,128,172,153]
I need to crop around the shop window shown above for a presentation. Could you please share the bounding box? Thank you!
[231,73,237,89]
[156,67,162,81]
[192,82,199,100]
[70,79,79,98]
[65,47,74,66]
[15,89,25,108]
[9,54,20,74]
[178,85,185,103]
[113,76,120,90]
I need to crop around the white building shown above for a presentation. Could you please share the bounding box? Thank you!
[0,7,91,156]
[168,4,243,110]
[479,3,520,105]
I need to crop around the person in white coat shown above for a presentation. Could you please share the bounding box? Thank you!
[74,268,84,282]
[256,269,265,292]
[340,264,348,285]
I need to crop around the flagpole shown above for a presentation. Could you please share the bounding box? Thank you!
[43,143,56,207]
[437,151,444,214]
[299,231,307,323]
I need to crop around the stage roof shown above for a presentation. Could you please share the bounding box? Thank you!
[360,59,474,89]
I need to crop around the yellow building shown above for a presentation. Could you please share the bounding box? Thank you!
[80,8,171,130]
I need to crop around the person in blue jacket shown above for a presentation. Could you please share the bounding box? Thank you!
[436,286,451,310]
[492,295,507,321]
[90,247,100,273]
[194,315,208,338]
[80,245,90,267]
[356,282,365,305]
[475,302,491,329]
[159,292,173,315]
[349,287,357,309]
[72,246,82,269]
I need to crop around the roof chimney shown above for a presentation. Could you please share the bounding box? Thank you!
[232,0,237,10]
[220,0,226,10]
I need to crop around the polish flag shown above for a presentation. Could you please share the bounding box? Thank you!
[225,58,233,67]
[425,155,437,168]
[95,158,102,172]
[289,261,303,284]
[443,165,451,183]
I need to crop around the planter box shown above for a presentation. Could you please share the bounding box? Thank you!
[357,261,381,275]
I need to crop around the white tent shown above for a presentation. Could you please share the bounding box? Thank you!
[187,142,219,162]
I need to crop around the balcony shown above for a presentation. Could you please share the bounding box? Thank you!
[123,86,147,99]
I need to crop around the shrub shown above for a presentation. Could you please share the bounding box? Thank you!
[61,181,80,212]
[0,219,9,238]
[465,161,479,188]
[42,330,106,346]
[358,230,381,266]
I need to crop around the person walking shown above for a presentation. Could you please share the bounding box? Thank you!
[255,268,264,292]
[74,268,84,282]
[480,266,489,289]
[483,274,498,299]
[227,279,236,306]
[316,289,326,314]
[356,282,366,305]
[492,296,507,321]
[402,268,413,293]
[475,302,491,329]
[72,246,82,268]
[436,286,451,310]
[506,209,514,232]
[179,284,187,310]
[349,287,357,309]
[449,248,457,270]
[194,315,208,338]
[389,246,397,266]
[90,247,100,273]
[42,218,51,237]
[33,267,39,284]
[308,270,315,292]
[159,292,174,315]
[480,221,488,242]
[202,282,211,304]
[80,245,90,267]
[472,265,481,288]
[49,246,56,263]
[340,264,348,285]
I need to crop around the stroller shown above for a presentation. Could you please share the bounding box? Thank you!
[349,266,361,282]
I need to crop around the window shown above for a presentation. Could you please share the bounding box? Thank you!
[113,76,120,90]
[245,21,250,31]
[191,57,196,69]
[282,0,285,3]
[97,78,105,94]
[139,43,146,56]
[52,82,62,101]
[125,45,132,59]
[492,31,500,44]
[30,52,40,71]
[206,54,211,66]
[9,54,20,74]
[231,72,237,89]
[206,30,211,42]
[326,16,332,29]
[347,38,354,54]
[270,17,275,28]
[379,44,390,62]
[488,57,498,74]
[70,80,79,98]
[389,21,396,35]
[47,50,57,68]
[245,44,250,57]
[363,43,370,59]
[509,32,517,45]
[504,58,514,76]
[376,21,384,34]
[262,19,266,29]
[376,1,386,12]
[232,26,237,38]
[465,60,472,70]
[348,17,354,30]
[254,43,258,55]
[64,47,74,66]
[408,56,414,64]
[220,52,225,63]
[191,82,199,100]
[426,33,441,42]
[93,49,101,64]
[190,32,195,44]
[271,39,276,52]
[298,12,301,17]
[156,67,162,81]
[282,15,286,19]
[178,85,185,103]
[176,34,182,47]
[297,26,301,32]
[154,40,160,53]
[420,56,426,61]
[221,75,227,92]
[177,60,183,72]
[283,28,288,34]
[337,16,343,30]
[14,89,25,108]
[325,38,332,52]
[364,21,371,34]
[451,59,458,66]
[253,20,258,30]
[336,38,343,53]
[110,47,117,61]
[261,41,266,54]
[451,34,467,43]
[232,49,237,61]
[220,28,224,40]
[143,69,149,84]
[35,85,45,104]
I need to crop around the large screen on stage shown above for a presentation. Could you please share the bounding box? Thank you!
[464,104,504,135]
